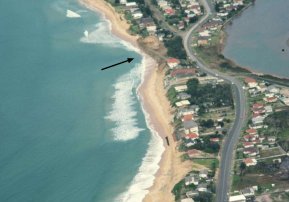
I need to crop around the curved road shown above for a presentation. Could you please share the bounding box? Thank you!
[183,0,247,201]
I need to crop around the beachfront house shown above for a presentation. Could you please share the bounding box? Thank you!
[183,120,199,134]
[167,58,180,69]
[185,173,199,186]
[175,85,188,92]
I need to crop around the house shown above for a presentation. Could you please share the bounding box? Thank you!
[243,134,256,142]
[185,173,199,186]
[267,136,276,143]
[243,142,254,148]
[132,11,143,19]
[185,133,199,140]
[210,138,220,143]
[187,149,201,158]
[167,58,180,69]
[264,96,278,103]
[197,36,209,46]
[140,17,157,33]
[243,158,257,167]
[265,105,273,113]
[174,85,187,92]
[125,2,137,7]
[199,30,210,37]
[175,100,190,107]
[267,85,280,94]
[197,183,207,192]
[181,198,195,202]
[199,169,208,179]
[170,68,196,78]
[252,103,264,110]
[280,97,289,106]
[164,8,175,16]
[229,194,246,202]
[243,148,259,156]
[182,114,194,122]
[120,0,127,4]
[177,92,191,100]
[241,187,255,197]
[244,77,258,88]
[252,114,265,125]
[177,105,199,117]
[246,128,257,135]
[186,190,199,198]
[233,0,244,5]
[183,120,199,134]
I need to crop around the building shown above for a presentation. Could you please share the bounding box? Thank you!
[183,120,199,134]
[229,194,246,202]
[185,133,199,140]
[174,85,188,92]
[175,100,190,107]
[246,128,257,135]
[187,149,201,158]
[197,183,207,192]
[167,58,180,69]
[244,77,258,88]
[186,190,199,198]
[264,96,278,103]
[181,198,195,202]
[199,169,208,179]
[182,114,194,122]
[243,142,254,148]
[243,148,259,157]
[177,92,191,100]
[185,173,199,186]
[243,158,257,167]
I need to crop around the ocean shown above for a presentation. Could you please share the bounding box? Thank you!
[223,0,289,78]
[0,0,164,202]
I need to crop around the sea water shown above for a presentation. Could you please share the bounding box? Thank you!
[223,0,289,78]
[0,0,164,201]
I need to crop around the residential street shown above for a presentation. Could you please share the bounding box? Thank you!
[182,0,247,201]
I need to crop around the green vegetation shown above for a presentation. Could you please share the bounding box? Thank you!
[187,134,222,154]
[166,86,178,105]
[186,78,234,108]
[264,109,289,151]
[172,179,185,201]
[164,36,187,59]
[200,119,215,128]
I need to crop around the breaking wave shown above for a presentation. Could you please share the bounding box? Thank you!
[105,63,144,141]
[114,57,165,202]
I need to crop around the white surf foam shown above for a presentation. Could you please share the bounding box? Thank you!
[105,64,144,141]
[80,13,139,53]
[114,57,165,202]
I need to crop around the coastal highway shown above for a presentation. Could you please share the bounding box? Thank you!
[183,0,247,201]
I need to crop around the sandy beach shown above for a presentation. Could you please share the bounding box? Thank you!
[79,0,199,201]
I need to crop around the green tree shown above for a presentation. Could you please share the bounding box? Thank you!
[239,162,247,176]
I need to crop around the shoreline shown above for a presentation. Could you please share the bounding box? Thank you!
[79,0,194,201]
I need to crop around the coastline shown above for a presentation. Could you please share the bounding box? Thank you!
[78,0,194,201]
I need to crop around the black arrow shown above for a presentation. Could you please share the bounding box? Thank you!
[101,58,134,71]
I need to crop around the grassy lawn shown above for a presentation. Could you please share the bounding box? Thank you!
[259,147,283,158]
[193,158,219,170]
[232,173,289,192]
